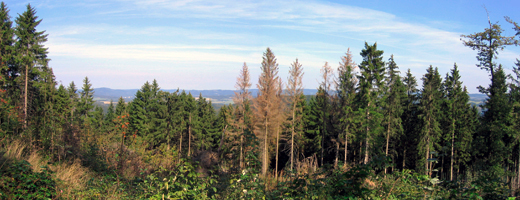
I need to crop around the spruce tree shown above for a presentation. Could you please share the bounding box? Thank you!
[286,59,304,171]
[232,63,252,169]
[336,48,357,167]
[15,4,49,129]
[115,96,126,116]
[400,69,419,170]
[67,81,79,124]
[0,2,16,133]
[382,55,405,174]
[129,81,151,145]
[105,100,116,131]
[476,66,511,173]
[79,77,95,128]
[418,66,443,176]
[356,42,385,164]
[441,64,472,180]
[0,2,18,135]
[253,48,282,176]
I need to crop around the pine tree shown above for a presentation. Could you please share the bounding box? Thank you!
[67,81,79,124]
[253,47,282,176]
[0,2,14,92]
[15,4,49,129]
[232,62,252,169]
[0,2,17,135]
[441,64,471,181]
[115,96,126,116]
[147,80,168,148]
[400,69,419,170]
[105,100,116,131]
[336,48,357,167]
[196,93,217,151]
[79,77,95,128]
[317,62,333,166]
[418,66,443,175]
[461,17,515,86]
[286,59,304,171]
[356,42,385,164]
[382,55,405,174]
[184,92,198,156]
[476,66,511,173]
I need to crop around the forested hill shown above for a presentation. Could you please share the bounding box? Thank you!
[91,87,319,103]
[92,87,485,105]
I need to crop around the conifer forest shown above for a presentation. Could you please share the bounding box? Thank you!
[3,3,520,199]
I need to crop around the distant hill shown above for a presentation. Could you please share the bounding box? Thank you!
[90,87,487,107]
[90,88,318,102]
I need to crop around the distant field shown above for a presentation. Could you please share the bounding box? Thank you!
[91,87,488,112]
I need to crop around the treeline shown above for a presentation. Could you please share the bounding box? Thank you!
[2,2,520,199]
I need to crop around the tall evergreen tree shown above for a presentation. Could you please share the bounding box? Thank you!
[336,48,357,167]
[441,64,471,181]
[318,62,333,166]
[0,2,17,135]
[418,66,443,175]
[382,55,405,174]
[356,42,385,164]
[115,96,126,116]
[15,4,49,129]
[78,77,94,128]
[400,69,419,170]
[232,62,252,169]
[476,66,511,173]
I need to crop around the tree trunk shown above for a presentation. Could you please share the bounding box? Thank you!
[262,116,269,176]
[365,107,370,165]
[291,103,296,171]
[403,149,406,169]
[276,126,280,180]
[179,128,183,159]
[188,115,191,157]
[385,112,391,174]
[426,137,430,176]
[450,120,455,181]
[344,125,348,167]
[24,63,28,129]
[517,147,520,192]
[335,136,339,169]
[240,134,244,169]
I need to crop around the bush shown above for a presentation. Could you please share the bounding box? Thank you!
[0,159,56,199]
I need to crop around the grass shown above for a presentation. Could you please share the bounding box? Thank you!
[0,139,92,199]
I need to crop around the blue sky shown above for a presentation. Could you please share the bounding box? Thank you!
[3,0,520,93]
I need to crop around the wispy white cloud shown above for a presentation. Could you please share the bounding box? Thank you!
[31,0,519,91]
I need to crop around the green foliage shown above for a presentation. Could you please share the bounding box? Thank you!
[0,159,56,199]
[137,159,218,199]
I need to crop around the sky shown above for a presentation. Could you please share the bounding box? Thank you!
[3,0,520,93]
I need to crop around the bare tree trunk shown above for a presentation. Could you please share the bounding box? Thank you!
[179,129,183,159]
[291,103,296,171]
[403,149,406,169]
[276,126,280,180]
[240,134,244,169]
[24,63,28,129]
[335,137,339,169]
[262,116,269,176]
